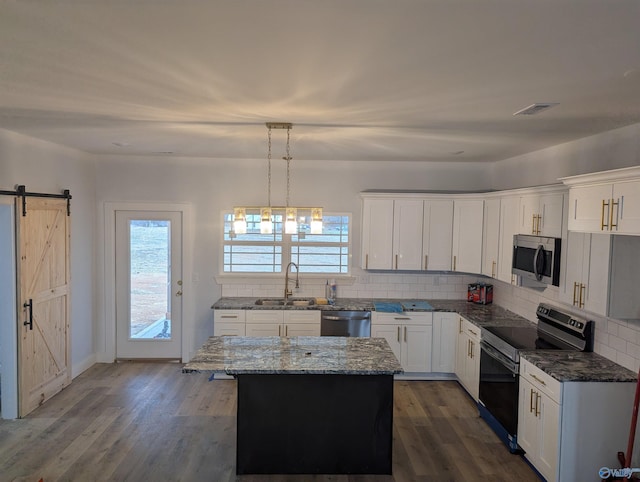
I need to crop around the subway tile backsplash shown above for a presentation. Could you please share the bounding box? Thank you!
[219,270,640,372]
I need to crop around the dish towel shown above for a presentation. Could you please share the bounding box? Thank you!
[373,302,404,313]
[401,301,433,311]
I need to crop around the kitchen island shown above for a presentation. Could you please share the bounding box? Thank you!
[183,336,403,475]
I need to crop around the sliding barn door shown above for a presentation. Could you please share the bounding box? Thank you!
[17,198,71,417]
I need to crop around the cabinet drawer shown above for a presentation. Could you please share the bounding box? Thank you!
[520,359,561,404]
[214,321,246,337]
[283,310,321,324]
[458,316,480,342]
[214,309,246,322]
[373,312,432,326]
[246,310,284,323]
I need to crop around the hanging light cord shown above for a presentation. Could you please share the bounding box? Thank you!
[267,126,272,207]
[286,126,291,207]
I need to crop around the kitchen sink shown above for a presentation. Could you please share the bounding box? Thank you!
[254,298,315,306]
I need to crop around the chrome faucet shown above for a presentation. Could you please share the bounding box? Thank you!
[284,262,299,300]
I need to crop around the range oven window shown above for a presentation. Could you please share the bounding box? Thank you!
[478,345,519,438]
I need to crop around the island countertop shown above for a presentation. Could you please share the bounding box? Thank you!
[183,336,404,376]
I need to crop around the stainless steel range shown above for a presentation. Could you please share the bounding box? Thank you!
[478,303,593,453]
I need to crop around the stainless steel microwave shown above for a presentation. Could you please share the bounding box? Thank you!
[512,234,561,286]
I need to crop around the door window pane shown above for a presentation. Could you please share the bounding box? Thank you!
[129,220,171,339]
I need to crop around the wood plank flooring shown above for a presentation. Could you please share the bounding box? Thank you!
[0,363,541,482]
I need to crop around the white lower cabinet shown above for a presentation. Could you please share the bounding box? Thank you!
[213,309,246,336]
[455,315,481,401]
[518,360,560,482]
[371,312,432,373]
[245,310,321,337]
[431,312,457,373]
[518,358,636,481]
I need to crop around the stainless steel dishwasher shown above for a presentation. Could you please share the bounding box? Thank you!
[320,311,371,337]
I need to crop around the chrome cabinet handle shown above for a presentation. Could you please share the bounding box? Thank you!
[404,326,407,342]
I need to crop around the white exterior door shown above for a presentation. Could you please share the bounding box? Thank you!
[115,210,183,359]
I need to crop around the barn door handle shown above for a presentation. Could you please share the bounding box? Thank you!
[24,299,33,330]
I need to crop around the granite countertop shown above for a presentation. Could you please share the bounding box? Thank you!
[212,297,535,328]
[521,351,637,383]
[183,336,404,376]
[209,296,636,383]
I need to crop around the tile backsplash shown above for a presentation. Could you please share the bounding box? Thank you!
[219,270,640,372]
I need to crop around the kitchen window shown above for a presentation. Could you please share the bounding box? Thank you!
[222,210,350,274]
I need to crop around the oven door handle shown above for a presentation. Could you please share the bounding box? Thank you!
[480,341,519,374]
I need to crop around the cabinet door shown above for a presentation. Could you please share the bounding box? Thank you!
[432,313,457,373]
[518,377,537,458]
[560,231,587,308]
[455,318,467,384]
[482,198,500,278]
[452,199,484,273]
[371,325,402,363]
[423,200,453,270]
[362,198,394,269]
[393,199,424,270]
[537,393,560,482]
[498,196,520,284]
[402,324,432,373]
[614,180,640,234]
[519,195,539,235]
[466,337,480,401]
[568,184,612,232]
[583,234,611,315]
[245,323,281,336]
[539,193,564,237]
[285,323,321,337]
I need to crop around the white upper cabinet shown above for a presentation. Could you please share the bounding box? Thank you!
[498,196,520,284]
[361,197,424,270]
[481,197,500,279]
[361,198,395,269]
[393,199,425,270]
[560,232,611,315]
[519,192,564,238]
[452,199,484,273]
[562,166,640,235]
[423,199,454,270]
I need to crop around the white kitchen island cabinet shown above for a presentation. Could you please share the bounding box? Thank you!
[518,356,636,482]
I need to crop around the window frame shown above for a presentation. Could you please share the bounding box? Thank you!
[219,210,352,277]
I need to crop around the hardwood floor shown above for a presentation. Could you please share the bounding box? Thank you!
[0,363,540,482]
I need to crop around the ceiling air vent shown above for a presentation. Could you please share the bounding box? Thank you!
[513,103,559,116]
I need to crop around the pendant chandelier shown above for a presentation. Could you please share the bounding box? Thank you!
[233,122,323,235]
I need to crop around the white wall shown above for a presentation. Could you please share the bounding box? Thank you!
[489,123,640,190]
[0,129,97,376]
[3,120,640,373]
[93,155,492,358]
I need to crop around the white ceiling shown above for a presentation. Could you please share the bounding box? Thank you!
[1,0,640,163]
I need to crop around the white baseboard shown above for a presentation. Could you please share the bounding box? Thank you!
[72,354,97,378]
